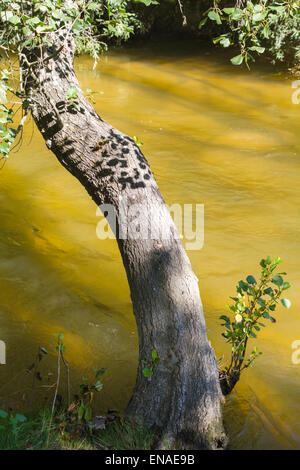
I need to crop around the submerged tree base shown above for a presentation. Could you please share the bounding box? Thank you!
[150,425,228,450]
[219,370,240,396]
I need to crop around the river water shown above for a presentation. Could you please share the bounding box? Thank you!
[0,40,299,449]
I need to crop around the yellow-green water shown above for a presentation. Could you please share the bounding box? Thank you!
[0,41,300,449]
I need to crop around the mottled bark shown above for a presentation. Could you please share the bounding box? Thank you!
[22,34,227,449]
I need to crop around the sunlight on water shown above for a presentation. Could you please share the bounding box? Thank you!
[0,40,299,449]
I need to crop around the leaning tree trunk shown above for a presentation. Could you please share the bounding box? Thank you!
[22,34,227,449]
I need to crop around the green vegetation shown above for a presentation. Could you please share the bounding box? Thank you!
[142,349,160,377]
[0,0,157,160]
[0,333,154,450]
[219,257,291,394]
[0,0,154,56]
[0,1,299,161]
[47,333,108,445]
[0,408,154,450]
[200,1,300,73]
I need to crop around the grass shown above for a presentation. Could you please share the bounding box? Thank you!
[96,418,154,450]
[0,408,154,450]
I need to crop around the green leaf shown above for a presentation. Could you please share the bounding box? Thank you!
[0,11,14,22]
[231,8,244,20]
[36,25,53,34]
[231,54,244,65]
[72,20,84,34]
[36,4,48,14]
[72,102,81,111]
[220,37,230,48]
[0,142,10,155]
[220,315,231,323]
[53,333,64,339]
[66,85,78,100]
[246,275,256,285]
[152,349,158,359]
[257,298,266,307]
[27,16,43,26]
[8,14,21,25]
[85,404,92,422]
[78,402,85,421]
[253,4,263,12]
[269,6,286,13]
[262,24,270,39]
[223,8,235,14]
[272,275,283,286]
[249,46,265,54]
[142,368,153,377]
[208,11,222,24]
[264,287,273,296]
[253,12,265,21]
[260,258,267,268]
[95,380,103,391]
[87,2,100,11]
[95,367,107,380]
[0,410,8,419]
[238,280,249,291]
[281,298,291,309]
[198,17,208,29]
[133,0,159,5]
[15,414,27,423]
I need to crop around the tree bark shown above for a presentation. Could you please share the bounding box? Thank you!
[22,34,227,449]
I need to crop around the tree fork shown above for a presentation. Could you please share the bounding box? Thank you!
[22,34,227,449]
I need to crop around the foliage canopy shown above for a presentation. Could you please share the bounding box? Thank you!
[200,0,300,70]
[0,0,157,160]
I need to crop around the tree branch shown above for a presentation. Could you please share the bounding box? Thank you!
[177,0,187,27]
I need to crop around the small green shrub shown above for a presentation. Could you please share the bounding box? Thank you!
[219,256,291,394]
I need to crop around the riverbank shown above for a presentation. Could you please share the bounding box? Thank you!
[0,409,154,450]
